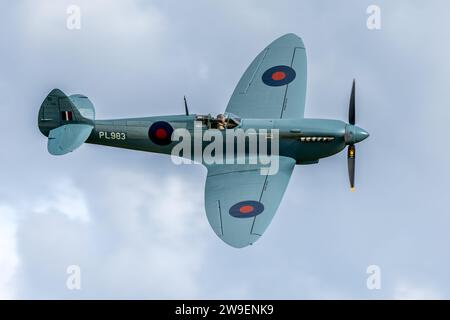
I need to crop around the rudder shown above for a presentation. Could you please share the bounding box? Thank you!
[38,89,95,155]
[38,89,95,137]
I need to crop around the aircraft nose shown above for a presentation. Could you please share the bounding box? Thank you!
[354,126,369,143]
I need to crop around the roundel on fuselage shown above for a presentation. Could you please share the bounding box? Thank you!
[262,65,296,87]
[148,121,174,146]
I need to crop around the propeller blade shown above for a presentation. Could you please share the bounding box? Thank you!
[347,144,356,191]
[349,79,355,125]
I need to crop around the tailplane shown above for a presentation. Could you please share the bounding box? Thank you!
[38,89,95,155]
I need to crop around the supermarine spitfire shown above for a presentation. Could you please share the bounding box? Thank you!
[38,34,369,248]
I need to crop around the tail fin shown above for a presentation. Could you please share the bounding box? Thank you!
[38,89,95,155]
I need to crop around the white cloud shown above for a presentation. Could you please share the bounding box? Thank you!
[21,0,166,41]
[34,179,90,222]
[13,168,209,298]
[0,205,19,299]
[394,282,441,300]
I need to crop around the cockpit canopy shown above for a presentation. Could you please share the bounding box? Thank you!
[196,113,241,130]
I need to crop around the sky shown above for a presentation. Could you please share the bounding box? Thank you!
[1,0,450,299]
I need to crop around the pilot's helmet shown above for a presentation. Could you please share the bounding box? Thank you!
[217,114,226,121]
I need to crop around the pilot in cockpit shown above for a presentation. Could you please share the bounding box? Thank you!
[216,114,227,130]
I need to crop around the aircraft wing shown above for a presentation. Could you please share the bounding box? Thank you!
[225,33,307,119]
[204,156,296,248]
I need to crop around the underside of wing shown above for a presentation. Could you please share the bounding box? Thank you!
[225,33,307,119]
[204,156,296,248]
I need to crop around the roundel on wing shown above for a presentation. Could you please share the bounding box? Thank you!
[262,65,296,87]
[229,200,265,218]
[148,121,174,145]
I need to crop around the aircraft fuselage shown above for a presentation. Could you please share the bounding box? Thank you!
[85,114,352,165]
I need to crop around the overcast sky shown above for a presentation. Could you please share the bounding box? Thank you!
[1,0,450,299]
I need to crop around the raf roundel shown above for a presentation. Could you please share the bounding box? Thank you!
[262,65,296,87]
[229,200,265,218]
[148,121,174,146]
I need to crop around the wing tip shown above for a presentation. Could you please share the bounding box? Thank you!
[219,234,260,249]
[269,33,305,48]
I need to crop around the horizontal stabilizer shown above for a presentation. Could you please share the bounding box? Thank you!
[48,124,93,155]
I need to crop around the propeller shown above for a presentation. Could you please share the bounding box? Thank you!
[344,79,369,191]
[347,80,356,191]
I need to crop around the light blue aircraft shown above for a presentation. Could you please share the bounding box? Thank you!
[38,34,369,248]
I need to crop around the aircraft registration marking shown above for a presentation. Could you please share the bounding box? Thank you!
[99,131,126,140]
